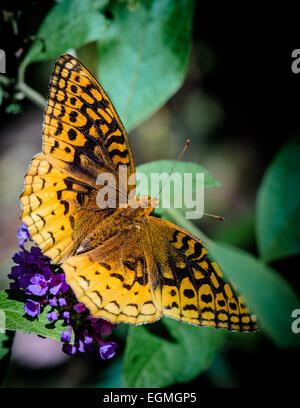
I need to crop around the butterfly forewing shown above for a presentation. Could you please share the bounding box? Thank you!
[46,54,135,178]
[21,152,109,263]
[21,54,135,264]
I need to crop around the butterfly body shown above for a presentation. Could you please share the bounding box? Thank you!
[20,54,258,331]
[118,195,158,222]
[76,196,156,254]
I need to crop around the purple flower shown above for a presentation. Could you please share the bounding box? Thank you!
[9,280,20,290]
[49,297,58,307]
[88,317,114,336]
[49,274,69,295]
[62,344,77,355]
[24,299,40,317]
[10,266,23,279]
[20,273,34,289]
[11,246,53,283]
[99,342,118,360]
[10,226,118,361]
[77,339,85,353]
[83,331,93,344]
[61,326,72,342]
[27,246,44,263]
[58,297,67,307]
[12,250,26,265]
[47,311,59,322]
[17,223,31,247]
[63,311,70,324]
[99,320,115,336]
[27,274,49,296]
[73,303,85,313]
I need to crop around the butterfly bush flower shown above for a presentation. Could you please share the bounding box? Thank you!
[24,299,40,317]
[17,222,31,248]
[99,341,118,359]
[8,224,118,360]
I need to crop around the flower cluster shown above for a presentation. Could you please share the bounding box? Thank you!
[8,223,118,360]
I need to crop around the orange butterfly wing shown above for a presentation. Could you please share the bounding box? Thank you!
[21,54,134,263]
[21,54,258,331]
[62,225,162,324]
[61,214,257,330]
[142,217,258,331]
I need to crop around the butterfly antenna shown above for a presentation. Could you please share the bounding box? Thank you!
[156,139,191,198]
[153,139,225,222]
[203,212,225,221]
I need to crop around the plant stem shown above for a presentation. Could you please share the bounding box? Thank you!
[17,58,46,110]
[17,81,46,110]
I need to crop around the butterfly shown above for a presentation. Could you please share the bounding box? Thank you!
[20,54,258,331]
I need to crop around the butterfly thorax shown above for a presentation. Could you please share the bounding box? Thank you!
[76,196,158,254]
[118,196,159,222]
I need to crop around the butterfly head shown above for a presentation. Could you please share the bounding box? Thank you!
[122,195,159,221]
[138,195,159,210]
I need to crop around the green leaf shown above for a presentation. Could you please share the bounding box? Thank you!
[0,290,68,342]
[212,211,255,250]
[256,135,300,262]
[97,0,195,131]
[123,317,224,387]
[205,240,300,348]
[22,0,112,68]
[137,160,220,189]
[136,160,220,217]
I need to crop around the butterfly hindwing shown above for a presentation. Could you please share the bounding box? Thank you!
[61,213,258,330]
[62,227,162,324]
[142,217,258,332]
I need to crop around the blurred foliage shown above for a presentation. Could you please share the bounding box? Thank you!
[123,318,224,387]
[2,0,194,131]
[21,0,111,66]
[0,0,300,389]
[256,135,300,263]
[96,0,194,130]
